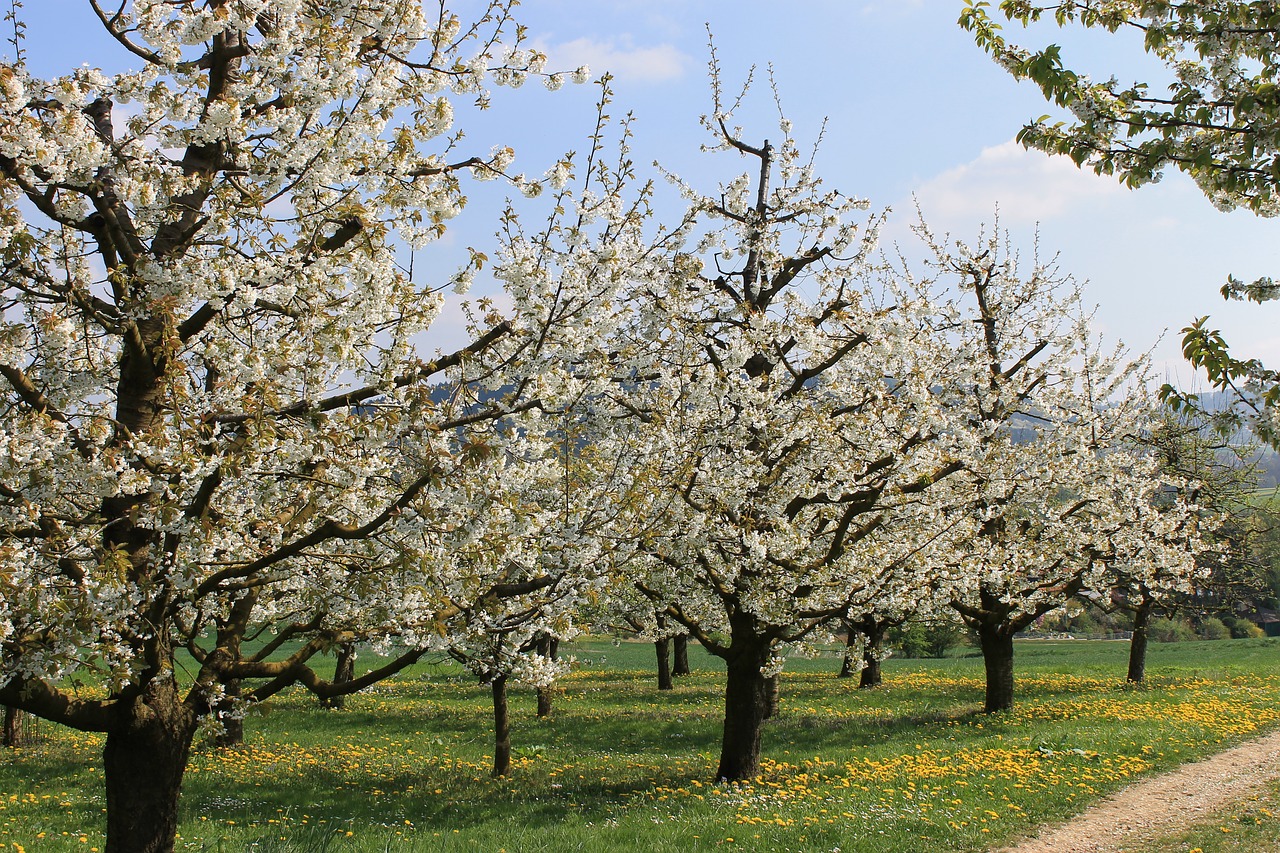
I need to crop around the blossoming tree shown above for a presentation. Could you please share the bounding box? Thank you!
[566,67,990,780]
[919,229,1210,711]
[0,2,596,850]
[1108,406,1240,682]
[960,0,1280,442]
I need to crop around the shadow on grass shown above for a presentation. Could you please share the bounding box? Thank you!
[178,754,698,832]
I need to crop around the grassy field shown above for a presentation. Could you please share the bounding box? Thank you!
[2,637,1279,852]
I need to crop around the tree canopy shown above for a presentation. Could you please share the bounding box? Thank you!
[0,2,599,848]
[961,0,1280,441]
[0,3,1223,850]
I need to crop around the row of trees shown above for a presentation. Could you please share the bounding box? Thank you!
[0,3,1235,852]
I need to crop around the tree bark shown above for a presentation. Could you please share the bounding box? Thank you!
[715,640,771,781]
[1127,601,1151,684]
[536,685,554,718]
[655,637,674,690]
[2,706,24,748]
[321,643,357,710]
[859,622,886,689]
[102,686,198,853]
[491,675,511,778]
[211,678,243,748]
[977,622,1016,713]
[762,673,780,718]
[673,634,691,676]
[838,627,859,679]
[536,634,557,717]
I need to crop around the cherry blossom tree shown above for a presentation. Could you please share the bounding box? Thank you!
[0,2,599,850]
[918,229,1210,711]
[572,68,984,780]
[960,0,1280,442]
[838,609,910,687]
[430,398,635,776]
[1109,406,1244,682]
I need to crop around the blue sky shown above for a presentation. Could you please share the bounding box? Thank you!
[14,1,1280,383]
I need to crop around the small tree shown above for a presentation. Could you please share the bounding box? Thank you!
[1108,404,1247,681]
[842,611,908,687]
[318,643,358,711]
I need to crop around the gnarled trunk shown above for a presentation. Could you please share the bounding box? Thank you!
[103,685,198,853]
[977,622,1015,713]
[673,634,691,676]
[1127,601,1151,684]
[491,675,511,777]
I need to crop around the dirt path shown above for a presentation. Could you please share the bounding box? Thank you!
[1000,728,1280,852]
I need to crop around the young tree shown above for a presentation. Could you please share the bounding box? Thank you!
[432,413,629,776]
[0,3,598,850]
[960,0,1280,442]
[623,609,678,691]
[318,643,358,711]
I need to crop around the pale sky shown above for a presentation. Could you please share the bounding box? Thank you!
[15,1,1280,385]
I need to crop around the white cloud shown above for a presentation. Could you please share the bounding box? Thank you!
[537,36,689,84]
[911,140,1122,225]
[416,289,517,358]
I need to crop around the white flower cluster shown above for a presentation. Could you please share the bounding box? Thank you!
[0,6,1222,806]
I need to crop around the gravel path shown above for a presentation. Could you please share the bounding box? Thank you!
[999,727,1280,852]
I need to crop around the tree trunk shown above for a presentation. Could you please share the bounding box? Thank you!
[536,685,554,718]
[859,622,886,689]
[321,643,357,710]
[491,675,511,778]
[100,324,194,852]
[655,637,674,690]
[212,678,243,748]
[977,622,1015,713]
[536,634,556,718]
[2,706,24,748]
[1127,601,1151,684]
[715,644,771,781]
[838,628,859,679]
[103,689,198,853]
[673,634,691,676]
[762,673,780,718]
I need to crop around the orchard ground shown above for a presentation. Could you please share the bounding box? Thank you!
[3,637,1279,852]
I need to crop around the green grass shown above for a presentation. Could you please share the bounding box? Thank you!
[3,638,1280,852]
